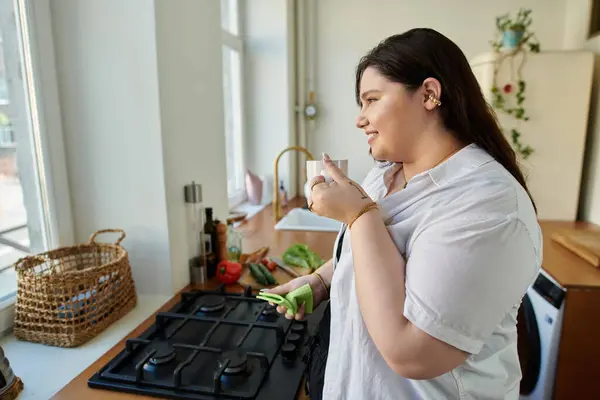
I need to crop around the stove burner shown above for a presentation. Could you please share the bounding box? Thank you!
[218,350,248,375]
[148,342,176,365]
[261,303,277,315]
[199,295,225,313]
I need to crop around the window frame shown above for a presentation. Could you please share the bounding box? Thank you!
[0,0,74,334]
[221,0,248,209]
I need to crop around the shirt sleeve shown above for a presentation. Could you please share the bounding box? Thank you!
[402,216,539,354]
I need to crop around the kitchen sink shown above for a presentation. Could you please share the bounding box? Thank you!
[275,207,342,232]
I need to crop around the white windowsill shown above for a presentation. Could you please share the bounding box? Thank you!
[0,295,16,335]
[231,201,268,224]
[0,294,170,400]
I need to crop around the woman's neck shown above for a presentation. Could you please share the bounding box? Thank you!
[401,130,465,184]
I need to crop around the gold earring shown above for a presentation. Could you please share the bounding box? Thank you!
[428,94,442,107]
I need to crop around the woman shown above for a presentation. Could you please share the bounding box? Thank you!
[266,28,541,400]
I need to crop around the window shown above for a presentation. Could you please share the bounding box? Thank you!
[0,0,71,333]
[220,0,239,36]
[220,0,246,208]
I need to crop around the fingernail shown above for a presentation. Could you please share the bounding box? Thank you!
[259,288,269,292]
[323,153,331,162]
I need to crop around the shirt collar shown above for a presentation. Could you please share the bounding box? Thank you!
[427,143,494,187]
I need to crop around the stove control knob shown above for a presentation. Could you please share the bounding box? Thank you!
[281,343,297,361]
[287,333,302,346]
[291,323,305,336]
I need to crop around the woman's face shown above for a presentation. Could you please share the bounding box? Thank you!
[356,67,429,162]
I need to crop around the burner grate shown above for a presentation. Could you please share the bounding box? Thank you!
[153,310,286,347]
[212,351,269,395]
[88,287,318,400]
[100,305,287,398]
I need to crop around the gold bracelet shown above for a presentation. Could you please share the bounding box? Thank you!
[347,202,378,229]
[312,270,330,296]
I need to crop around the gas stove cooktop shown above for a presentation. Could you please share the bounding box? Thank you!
[88,285,325,399]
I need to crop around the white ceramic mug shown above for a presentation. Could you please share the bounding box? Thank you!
[304,159,349,202]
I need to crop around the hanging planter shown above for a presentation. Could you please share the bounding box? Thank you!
[502,29,525,50]
[492,9,540,53]
[489,8,540,160]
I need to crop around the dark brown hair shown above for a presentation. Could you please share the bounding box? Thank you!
[356,28,536,211]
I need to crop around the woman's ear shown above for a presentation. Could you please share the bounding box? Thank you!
[421,78,442,111]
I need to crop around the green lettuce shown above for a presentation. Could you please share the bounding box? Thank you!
[282,243,324,269]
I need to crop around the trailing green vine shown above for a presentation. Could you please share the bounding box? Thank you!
[491,79,534,159]
[489,8,540,160]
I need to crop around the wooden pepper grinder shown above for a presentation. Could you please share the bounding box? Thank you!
[216,220,228,262]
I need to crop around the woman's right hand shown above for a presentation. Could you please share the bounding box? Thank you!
[263,273,329,320]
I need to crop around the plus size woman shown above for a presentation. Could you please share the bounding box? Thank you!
[266,28,541,400]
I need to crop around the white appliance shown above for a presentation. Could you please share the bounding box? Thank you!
[519,269,566,399]
[470,51,594,221]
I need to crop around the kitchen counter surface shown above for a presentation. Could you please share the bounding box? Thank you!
[537,220,600,288]
[0,294,171,400]
[52,198,338,400]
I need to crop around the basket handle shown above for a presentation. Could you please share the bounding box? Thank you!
[88,229,126,245]
[14,254,47,272]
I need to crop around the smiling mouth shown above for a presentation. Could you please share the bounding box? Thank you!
[367,132,378,142]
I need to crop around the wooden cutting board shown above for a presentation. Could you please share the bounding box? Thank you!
[237,258,312,290]
[552,229,600,268]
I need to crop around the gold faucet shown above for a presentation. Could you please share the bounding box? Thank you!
[273,145,314,222]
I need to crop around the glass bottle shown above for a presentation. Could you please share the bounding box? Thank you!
[203,207,219,278]
[226,218,242,262]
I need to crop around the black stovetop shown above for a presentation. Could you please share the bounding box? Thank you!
[88,284,326,400]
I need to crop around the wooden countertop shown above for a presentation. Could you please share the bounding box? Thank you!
[538,220,600,289]
[52,198,338,400]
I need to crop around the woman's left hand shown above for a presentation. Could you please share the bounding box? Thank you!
[308,153,374,223]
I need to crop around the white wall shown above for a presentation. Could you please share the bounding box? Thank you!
[471,51,593,221]
[154,0,229,293]
[563,0,592,50]
[50,0,229,295]
[562,0,600,225]
[309,0,570,183]
[244,0,297,197]
[50,0,173,295]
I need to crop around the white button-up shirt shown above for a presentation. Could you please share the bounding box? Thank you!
[322,144,542,399]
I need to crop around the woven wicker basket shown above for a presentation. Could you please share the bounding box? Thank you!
[13,229,137,348]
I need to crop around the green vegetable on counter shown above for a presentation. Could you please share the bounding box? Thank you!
[282,243,324,270]
[248,263,268,285]
[248,263,278,286]
[256,263,277,285]
[282,253,310,269]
